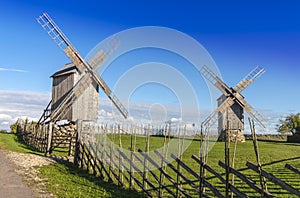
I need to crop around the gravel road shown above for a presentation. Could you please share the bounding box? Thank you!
[0,149,56,198]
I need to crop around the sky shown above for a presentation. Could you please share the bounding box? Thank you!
[0,0,299,132]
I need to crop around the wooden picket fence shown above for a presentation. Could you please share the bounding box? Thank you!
[17,121,48,153]
[72,121,300,197]
[74,141,300,197]
[15,119,300,197]
[16,120,76,155]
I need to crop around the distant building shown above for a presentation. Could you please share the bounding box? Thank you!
[51,63,99,122]
[217,94,244,141]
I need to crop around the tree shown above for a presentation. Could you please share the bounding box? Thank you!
[10,121,18,133]
[278,113,300,135]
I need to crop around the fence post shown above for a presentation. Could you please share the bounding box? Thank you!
[46,122,53,156]
[74,120,82,165]
[225,120,231,198]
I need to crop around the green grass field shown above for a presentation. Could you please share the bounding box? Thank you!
[0,133,300,197]
[0,133,141,198]
[102,134,300,197]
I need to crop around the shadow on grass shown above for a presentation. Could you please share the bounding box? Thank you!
[257,139,300,146]
[48,158,143,198]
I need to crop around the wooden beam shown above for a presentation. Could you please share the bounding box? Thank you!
[246,161,300,196]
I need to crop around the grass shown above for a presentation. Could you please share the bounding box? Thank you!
[0,133,41,154]
[104,134,300,197]
[1,132,300,197]
[0,133,142,198]
[39,162,142,197]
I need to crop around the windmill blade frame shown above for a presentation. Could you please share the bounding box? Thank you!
[200,65,268,134]
[233,95,267,129]
[200,65,232,96]
[234,66,265,93]
[202,97,235,127]
[37,12,128,119]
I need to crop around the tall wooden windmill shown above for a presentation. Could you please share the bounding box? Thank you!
[36,13,128,124]
[200,65,267,141]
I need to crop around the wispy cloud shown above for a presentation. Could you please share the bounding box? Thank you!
[0,67,28,73]
[0,90,282,134]
[0,90,50,131]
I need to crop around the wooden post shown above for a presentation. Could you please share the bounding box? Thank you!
[176,127,181,198]
[225,120,230,197]
[108,124,115,183]
[143,125,150,191]
[129,125,137,189]
[159,124,168,197]
[118,124,124,187]
[74,120,82,165]
[199,124,204,198]
[249,118,267,196]
[46,122,53,156]
[231,130,238,198]
[129,125,133,189]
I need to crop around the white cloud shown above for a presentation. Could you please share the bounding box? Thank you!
[1,121,9,125]
[0,90,50,130]
[106,112,113,117]
[166,117,182,124]
[0,114,12,120]
[0,90,282,134]
[0,67,28,73]
[99,109,106,116]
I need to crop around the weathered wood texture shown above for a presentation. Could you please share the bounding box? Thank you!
[18,121,300,197]
[51,63,98,122]
[17,121,76,156]
[17,121,48,153]
[72,123,300,197]
[247,161,300,196]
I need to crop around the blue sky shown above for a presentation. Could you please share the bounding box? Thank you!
[0,0,300,131]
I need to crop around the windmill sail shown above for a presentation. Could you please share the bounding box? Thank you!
[199,65,267,130]
[200,66,232,96]
[234,66,265,93]
[37,12,128,119]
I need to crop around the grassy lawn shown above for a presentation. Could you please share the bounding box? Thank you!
[0,133,142,198]
[104,134,300,197]
[0,133,41,154]
[1,132,300,197]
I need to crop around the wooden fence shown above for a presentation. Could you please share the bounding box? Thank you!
[15,119,300,197]
[73,121,300,197]
[17,120,76,155]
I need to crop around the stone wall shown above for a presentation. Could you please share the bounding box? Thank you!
[217,129,245,142]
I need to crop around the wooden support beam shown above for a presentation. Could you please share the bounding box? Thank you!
[218,161,275,198]
[138,149,176,197]
[46,122,53,155]
[285,164,300,175]
[192,155,247,198]
[170,153,222,198]
[246,161,300,196]
[154,150,193,198]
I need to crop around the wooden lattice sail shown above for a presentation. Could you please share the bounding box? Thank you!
[36,12,128,123]
[200,65,267,141]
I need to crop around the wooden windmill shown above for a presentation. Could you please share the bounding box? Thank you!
[200,65,267,141]
[36,13,128,124]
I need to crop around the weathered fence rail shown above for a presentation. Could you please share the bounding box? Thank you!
[17,120,76,155]
[16,120,300,197]
[71,121,300,197]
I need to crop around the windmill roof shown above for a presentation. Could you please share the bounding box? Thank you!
[50,63,78,78]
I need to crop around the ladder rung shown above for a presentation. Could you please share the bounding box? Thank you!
[41,22,50,27]
[47,28,55,34]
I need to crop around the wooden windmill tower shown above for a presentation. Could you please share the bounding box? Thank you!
[200,66,267,141]
[36,13,128,124]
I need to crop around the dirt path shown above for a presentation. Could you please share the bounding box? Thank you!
[0,149,56,197]
[0,149,34,198]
